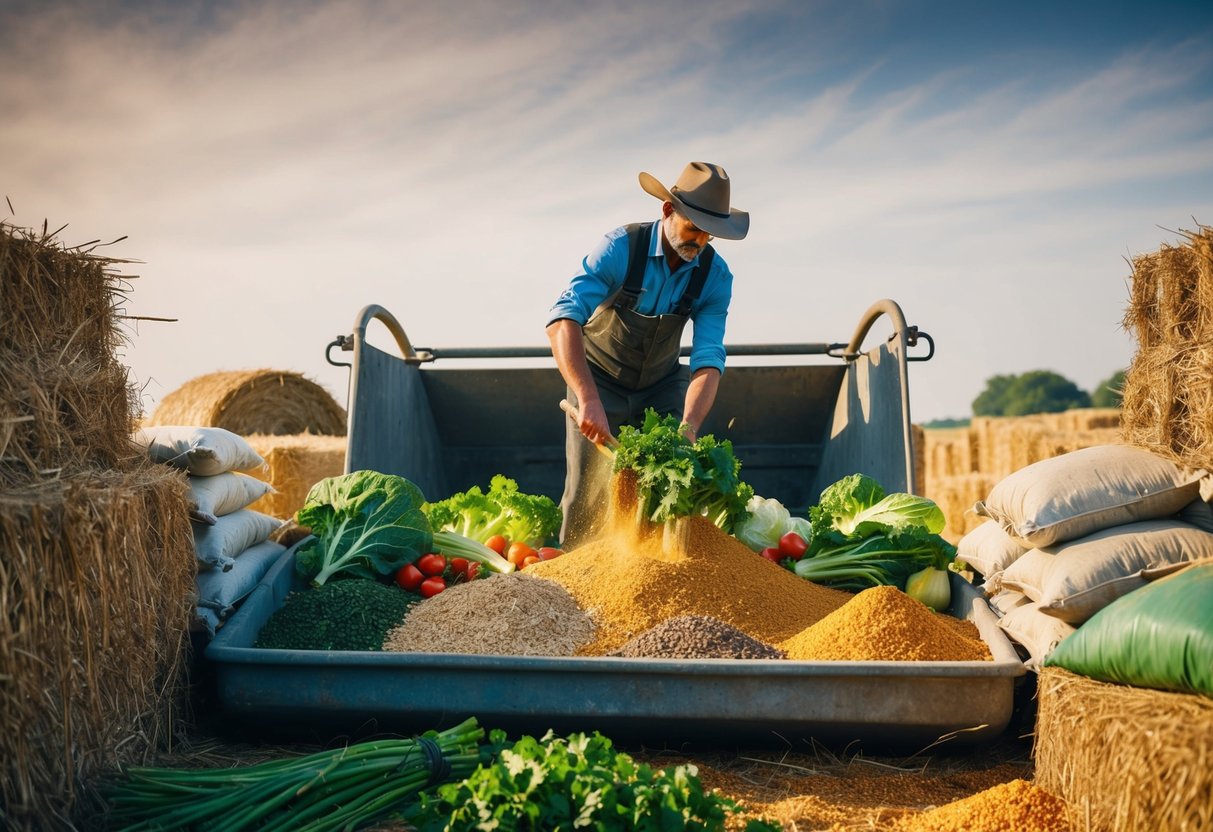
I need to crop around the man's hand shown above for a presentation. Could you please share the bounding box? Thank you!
[577,398,613,445]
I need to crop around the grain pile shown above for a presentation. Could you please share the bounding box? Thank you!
[1,219,195,830]
[383,573,594,657]
[611,615,785,660]
[895,778,1072,832]
[529,489,851,655]
[779,586,991,662]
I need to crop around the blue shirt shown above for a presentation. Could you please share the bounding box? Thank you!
[547,221,733,375]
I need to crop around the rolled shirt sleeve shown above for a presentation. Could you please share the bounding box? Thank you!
[548,222,733,375]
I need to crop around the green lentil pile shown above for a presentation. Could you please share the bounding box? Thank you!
[255,579,418,651]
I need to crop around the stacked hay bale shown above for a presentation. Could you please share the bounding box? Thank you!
[919,409,1123,541]
[1032,223,1213,832]
[0,221,195,829]
[149,370,349,521]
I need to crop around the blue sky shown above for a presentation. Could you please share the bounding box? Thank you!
[3,0,1212,423]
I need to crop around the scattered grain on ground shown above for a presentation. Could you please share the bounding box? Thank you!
[382,572,594,656]
[780,585,992,662]
[611,615,786,660]
[894,778,1072,831]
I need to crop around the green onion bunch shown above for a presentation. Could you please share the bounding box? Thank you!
[103,717,484,832]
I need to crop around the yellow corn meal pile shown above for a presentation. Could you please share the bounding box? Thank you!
[529,513,852,655]
[780,585,991,662]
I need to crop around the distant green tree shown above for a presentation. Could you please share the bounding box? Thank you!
[1091,370,1126,408]
[972,374,1017,417]
[972,370,1092,417]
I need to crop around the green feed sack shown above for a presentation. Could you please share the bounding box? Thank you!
[1045,562,1213,697]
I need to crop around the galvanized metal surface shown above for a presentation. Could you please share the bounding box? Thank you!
[207,545,1026,748]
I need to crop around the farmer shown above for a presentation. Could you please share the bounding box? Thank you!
[546,161,750,545]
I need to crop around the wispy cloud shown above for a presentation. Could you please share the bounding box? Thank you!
[1,0,1210,419]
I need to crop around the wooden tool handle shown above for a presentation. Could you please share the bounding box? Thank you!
[559,398,620,450]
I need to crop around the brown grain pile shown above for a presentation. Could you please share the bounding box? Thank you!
[780,585,991,662]
[528,507,851,655]
[611,615,785,660]
[383,573,594,656]
[894,778,1071,832]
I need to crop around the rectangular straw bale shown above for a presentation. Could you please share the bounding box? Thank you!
[922,472,996,543]
[0,465,195,830]
[0,221,136,363]
[244,433,348,520]
[1121,226,1213,472]
[0,348,143,487]
[911,423,926,496]
[1035,666,1213,832]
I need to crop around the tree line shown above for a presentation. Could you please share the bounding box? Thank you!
[925,369,1125,428]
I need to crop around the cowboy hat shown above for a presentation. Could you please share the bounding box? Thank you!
[638,161,749,240]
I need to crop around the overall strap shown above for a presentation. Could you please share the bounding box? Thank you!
[613,222,652,310]
[672,245,716,316]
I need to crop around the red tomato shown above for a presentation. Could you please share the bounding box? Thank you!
[522,554,540,568]
[537,547,564,561]
[419,576,446,598]
[507,542,538,568]
[448,557,470,576]
[395,563,424,592]
[416,553,447,577]
[485,535,508,555]
[760,547,785,564]
[465,563,481,581]
[778,532,807,559]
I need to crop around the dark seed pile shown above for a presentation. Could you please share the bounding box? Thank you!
[611,615,786,660]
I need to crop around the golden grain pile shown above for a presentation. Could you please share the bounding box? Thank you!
[0,220,195,830]
[917,409,1123,541]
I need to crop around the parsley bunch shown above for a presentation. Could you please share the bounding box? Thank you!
[612,409,754,534]
[412,729,779,831]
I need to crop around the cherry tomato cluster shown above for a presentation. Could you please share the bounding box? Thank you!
[486,534,564,570]
[394,552,481,598]
[759,531,808,566]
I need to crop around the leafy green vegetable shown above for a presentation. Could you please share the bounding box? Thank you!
[295,471,432,586]
[423,474,562,549]
[612,409,754,533]
[794,473,956,594]
[254,578,418,651]
[734,494,812,553]
[411,728,779,832]
[295,470,512,587]
[813,473,945,538]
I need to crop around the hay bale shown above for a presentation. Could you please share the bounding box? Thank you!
[244,433,348,520]
[0,466,195,829]
[1,223,144,487]
[1121,224,1213,471]
[922,472,996,543]
[0,221,136,362]
[0,351,143,487]
[148,369,347,437]
[1035,666,1213,832]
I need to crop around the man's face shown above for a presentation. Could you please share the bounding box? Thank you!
[663,210,712,263]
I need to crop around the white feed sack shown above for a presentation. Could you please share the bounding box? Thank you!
[188,471,276,525]
[193,508,282,571]
[134,425,266,477]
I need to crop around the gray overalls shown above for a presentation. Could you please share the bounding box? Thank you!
[559,222,716,545]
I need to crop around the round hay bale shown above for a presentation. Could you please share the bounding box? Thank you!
[148,369,346,437]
